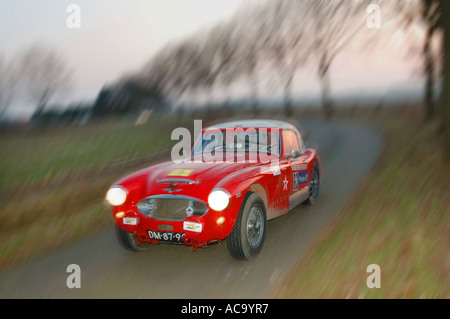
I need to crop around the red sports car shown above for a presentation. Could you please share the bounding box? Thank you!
[105,120,321,260]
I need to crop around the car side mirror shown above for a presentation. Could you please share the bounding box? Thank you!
[290,150,301,159]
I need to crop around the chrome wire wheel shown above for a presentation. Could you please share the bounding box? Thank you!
[227,192,267,260]
[246,205,264,248]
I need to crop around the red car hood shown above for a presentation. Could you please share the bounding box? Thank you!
[143,160,260,201]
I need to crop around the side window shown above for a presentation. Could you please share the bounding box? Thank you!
[297,132,305,154]
[282,130,301,156]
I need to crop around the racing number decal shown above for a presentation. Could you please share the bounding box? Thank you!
[293,172,299,191]
[293,171,308,191]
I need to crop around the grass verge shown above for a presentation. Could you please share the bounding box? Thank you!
[274,109,449,298]
[0,114,187,270]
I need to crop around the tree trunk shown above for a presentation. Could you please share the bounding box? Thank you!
[222,83,234,118]
[440,0,450,161]
[283,72,294,117]
[320,68,333,119]
[249,71,259,116]
[31,89,50,128]
[319,53,333,119]
[423,10,436,121]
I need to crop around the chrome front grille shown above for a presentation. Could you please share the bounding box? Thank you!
[136,195,208,221]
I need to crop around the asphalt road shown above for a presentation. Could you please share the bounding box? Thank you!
[0,119,383,298]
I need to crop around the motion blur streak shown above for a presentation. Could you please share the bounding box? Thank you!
[0,0,448,299]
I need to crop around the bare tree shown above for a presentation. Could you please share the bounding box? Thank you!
[367,0,442,121]
[141,34,218,108]
[238,33,261,114]
[209,23,241,111]
[303,0,373,118]
[230,3,275,115]
[438,0,450,160]
[263,0,312,116]
[132,0,424,119]
[0,56,6,116]
[205,23,240,91]
[289,0,416,118]
[139,42,184,100]
[0,55,22,120]
[420,0,441,121]
[0,56,10,119]
[15,45,73,119]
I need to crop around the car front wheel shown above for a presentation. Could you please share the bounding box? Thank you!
[227,192,267,261]
[115,225,151,252]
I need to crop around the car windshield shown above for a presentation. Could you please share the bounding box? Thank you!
[193,128,281,157]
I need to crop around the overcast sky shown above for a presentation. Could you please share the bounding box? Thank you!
[0,0,424,115]
[0,0,243,104]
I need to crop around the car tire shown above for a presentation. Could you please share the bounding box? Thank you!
[115,225,150,252]
[304,161,320,205]
[227,192,267,261]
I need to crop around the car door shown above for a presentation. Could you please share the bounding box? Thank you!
[281,130,310,211]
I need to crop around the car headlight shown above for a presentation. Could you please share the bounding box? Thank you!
[208,189,230,211]
[106,186,127,206]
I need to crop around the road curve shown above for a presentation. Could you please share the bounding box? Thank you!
[0,119,383,299]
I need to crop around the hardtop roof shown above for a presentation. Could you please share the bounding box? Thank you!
[205,119,297,131]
